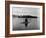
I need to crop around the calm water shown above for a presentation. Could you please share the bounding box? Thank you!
[12,17,40,31]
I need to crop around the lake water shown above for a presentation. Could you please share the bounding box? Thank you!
[12,17,40,31]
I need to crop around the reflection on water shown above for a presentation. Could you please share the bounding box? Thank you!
[12,16,40,31]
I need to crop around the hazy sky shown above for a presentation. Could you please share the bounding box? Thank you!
[12,7,40,17]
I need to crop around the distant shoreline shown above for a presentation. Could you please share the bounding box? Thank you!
[13,15,38,18]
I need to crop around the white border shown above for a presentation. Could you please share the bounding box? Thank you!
[10,4,43,34]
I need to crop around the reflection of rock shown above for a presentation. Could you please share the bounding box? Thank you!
[20,18,30,28]
[13,17,40,31]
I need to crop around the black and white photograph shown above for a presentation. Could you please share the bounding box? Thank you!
[12,7,40,31]
[10,4,43,34]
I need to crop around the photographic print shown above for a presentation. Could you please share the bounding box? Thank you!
[12,6,40,31]
[10,4,42,34]
[5,1,45,37]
